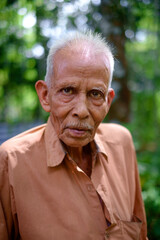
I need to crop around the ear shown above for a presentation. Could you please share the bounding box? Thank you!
[106,88,115,113]
[35,80,51,112]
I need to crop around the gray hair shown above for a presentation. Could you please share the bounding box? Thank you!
[45,31,114,88]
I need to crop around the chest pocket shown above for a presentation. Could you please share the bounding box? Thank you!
[105,216,142,240]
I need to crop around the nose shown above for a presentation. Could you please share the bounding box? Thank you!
[72,94,89,119]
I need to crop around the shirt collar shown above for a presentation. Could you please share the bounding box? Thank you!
[95,132,108,162]
[44,117,66,167]
[44,118,108,167]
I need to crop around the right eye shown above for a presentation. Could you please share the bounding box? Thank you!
[61,87,74,95]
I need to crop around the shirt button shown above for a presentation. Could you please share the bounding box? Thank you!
[86,184,94,192]
[105,232,110,239]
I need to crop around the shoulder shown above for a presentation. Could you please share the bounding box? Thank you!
[96,123,133,146]
[0,123,46,160]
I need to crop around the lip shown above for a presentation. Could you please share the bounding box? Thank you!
[67,128,89,137]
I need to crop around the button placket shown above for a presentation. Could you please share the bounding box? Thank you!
[66,155,108,235]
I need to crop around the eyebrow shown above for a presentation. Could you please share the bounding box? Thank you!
[53,81,77,89]
[90,87,106,93]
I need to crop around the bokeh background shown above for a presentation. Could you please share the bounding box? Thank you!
[0,0,160,239]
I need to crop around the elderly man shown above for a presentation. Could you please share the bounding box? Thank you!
[0,31,148,240]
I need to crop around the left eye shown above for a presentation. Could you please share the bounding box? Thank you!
[62,87,74,95]
[89,90,104,99]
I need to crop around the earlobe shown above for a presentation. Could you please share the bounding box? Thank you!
[35,80,51,112]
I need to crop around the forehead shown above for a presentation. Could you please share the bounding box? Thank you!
[53,44,110,80]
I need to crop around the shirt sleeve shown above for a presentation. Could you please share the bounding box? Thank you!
[131,143,148,240]
[0,145,19,240]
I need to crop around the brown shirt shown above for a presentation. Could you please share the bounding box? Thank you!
[0,118,148,240]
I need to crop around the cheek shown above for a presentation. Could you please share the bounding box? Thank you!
[50,99,74,129]
[91,104,108,125]
[50,98,70,117]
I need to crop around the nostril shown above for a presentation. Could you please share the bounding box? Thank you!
[73,113,79,117]
[72,106,89,119]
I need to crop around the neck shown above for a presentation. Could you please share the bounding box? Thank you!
[66,146,83,163]
[65,144,92,177]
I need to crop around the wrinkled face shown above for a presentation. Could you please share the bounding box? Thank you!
[48,47,113,147]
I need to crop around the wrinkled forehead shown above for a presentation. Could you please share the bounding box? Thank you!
[49,44,110,89]
[53,42,110,73]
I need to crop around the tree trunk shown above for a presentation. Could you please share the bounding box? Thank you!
[99,1,131,122]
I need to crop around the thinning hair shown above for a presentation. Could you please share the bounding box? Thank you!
[45,31,114,88]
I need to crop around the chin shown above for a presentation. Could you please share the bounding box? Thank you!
[61,138,92,148]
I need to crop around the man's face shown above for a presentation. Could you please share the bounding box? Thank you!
[48,47,114,147]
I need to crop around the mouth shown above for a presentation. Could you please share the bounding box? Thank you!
[66,127,90,137]
[63,122,93,138]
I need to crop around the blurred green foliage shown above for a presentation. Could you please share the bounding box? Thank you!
[0,0,160,239]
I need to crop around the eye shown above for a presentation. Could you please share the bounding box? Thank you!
[61,87,74,95]
[89,89,104,99]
